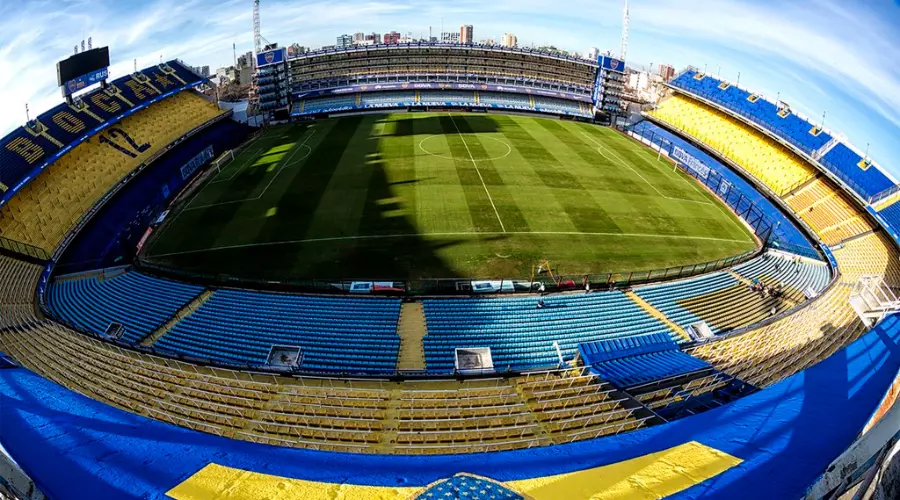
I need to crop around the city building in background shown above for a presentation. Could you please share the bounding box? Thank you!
[658,63,676,81]
[441,31,460,44]
[501,33,517,47]
[460,25,474,44]
[336,34,352,48]
[383,31,401,44]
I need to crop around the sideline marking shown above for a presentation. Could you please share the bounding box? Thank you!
[184,131,317,211]
[449,113,507,233]
[166,441,742,500]
[146,230,754,258]
[579,131,713,206]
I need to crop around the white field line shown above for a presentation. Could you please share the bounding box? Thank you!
[448,113,507,233]
[579,131,713,206]
[211,127,284,183]
[147,230,754,258]
[185,130,317,211]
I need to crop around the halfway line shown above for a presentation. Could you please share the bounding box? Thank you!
[448,113,507,233]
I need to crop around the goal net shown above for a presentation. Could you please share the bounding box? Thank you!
[213,149,235,173]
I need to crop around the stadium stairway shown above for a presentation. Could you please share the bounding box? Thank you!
[141,289,214,347]
[624,291,690,341]
[396,302,427,371]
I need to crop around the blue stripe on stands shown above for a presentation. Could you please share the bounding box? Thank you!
[2,315,900,499]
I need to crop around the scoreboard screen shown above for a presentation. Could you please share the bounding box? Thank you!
[57,47,110,86]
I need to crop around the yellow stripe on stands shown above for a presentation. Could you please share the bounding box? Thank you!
[510,441,742,499]
[167,464,420,499]
[166,441,741,500]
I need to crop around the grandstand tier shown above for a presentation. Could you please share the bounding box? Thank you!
[0,90,223,252]
[1,43,900,500]
[154,289,402,373]
[289,44,598,94]
[292,90,593,118]
[669,69,895,201]
[648,94,818,195]
[0,60,203,196]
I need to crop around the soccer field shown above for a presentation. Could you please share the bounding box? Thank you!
[142,113,757,281]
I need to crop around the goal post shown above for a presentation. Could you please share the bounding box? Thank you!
[213,150,235,173]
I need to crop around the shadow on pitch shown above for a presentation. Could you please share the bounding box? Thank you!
[375,113,500,137]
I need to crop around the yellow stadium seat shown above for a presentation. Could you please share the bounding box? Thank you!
[649,95,816,195]
[0,91,222,252]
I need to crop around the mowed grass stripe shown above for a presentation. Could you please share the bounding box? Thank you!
[572,122,753,239]
[253,116,368,245]
[573,122,708,203]
[193,124,313,206]
[199,122,334,250]
[144,124,320,254]
[454,114,531,232]
[411,116,477,234]
[512,116,696,237]
[534,118,656,198]
[303,116,383,239]
[358,115,419,235]
[207,125,285,182]
[438,115,506,233]
[145,113,758,280]
[491,114,621,234]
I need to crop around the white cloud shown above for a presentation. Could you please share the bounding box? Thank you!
[0,0,897,173]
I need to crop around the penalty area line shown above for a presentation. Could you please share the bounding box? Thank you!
[146,230,755,258]
[579,131,713,206]
[184,130,317,211]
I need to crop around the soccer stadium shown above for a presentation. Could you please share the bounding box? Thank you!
[2,4,900,500]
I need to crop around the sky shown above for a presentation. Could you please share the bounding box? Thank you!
[1,0,898,176]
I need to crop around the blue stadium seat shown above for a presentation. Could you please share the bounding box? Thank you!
[48,271,203,343]
[669,70,831,154]
[579,332,711,387]
[668,70,895,200]
[819,143,893,200]
[731,252,830,294]
[154,290,401,374]
[422,292,675,373]
[0,60,204,197]
[635,271,737,334]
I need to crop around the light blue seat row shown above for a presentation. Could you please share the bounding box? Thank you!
[732,252,830,294]
[423,291,675,373]
[155,289,401,374]
[634,271,737,334]
[47,271,203,343]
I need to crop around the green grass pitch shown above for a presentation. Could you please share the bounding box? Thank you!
[142,113,757,281]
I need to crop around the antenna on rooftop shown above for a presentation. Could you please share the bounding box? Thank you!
[25,103,30,123]
[253,0,262,55]
[620,0,629,61]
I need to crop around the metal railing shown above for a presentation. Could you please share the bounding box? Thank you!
[136,245,762,297]
[624,120,826,262]
[0,236,50,262]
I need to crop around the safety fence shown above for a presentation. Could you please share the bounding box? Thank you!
[621,121,822,261]
[137,246,763,297]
